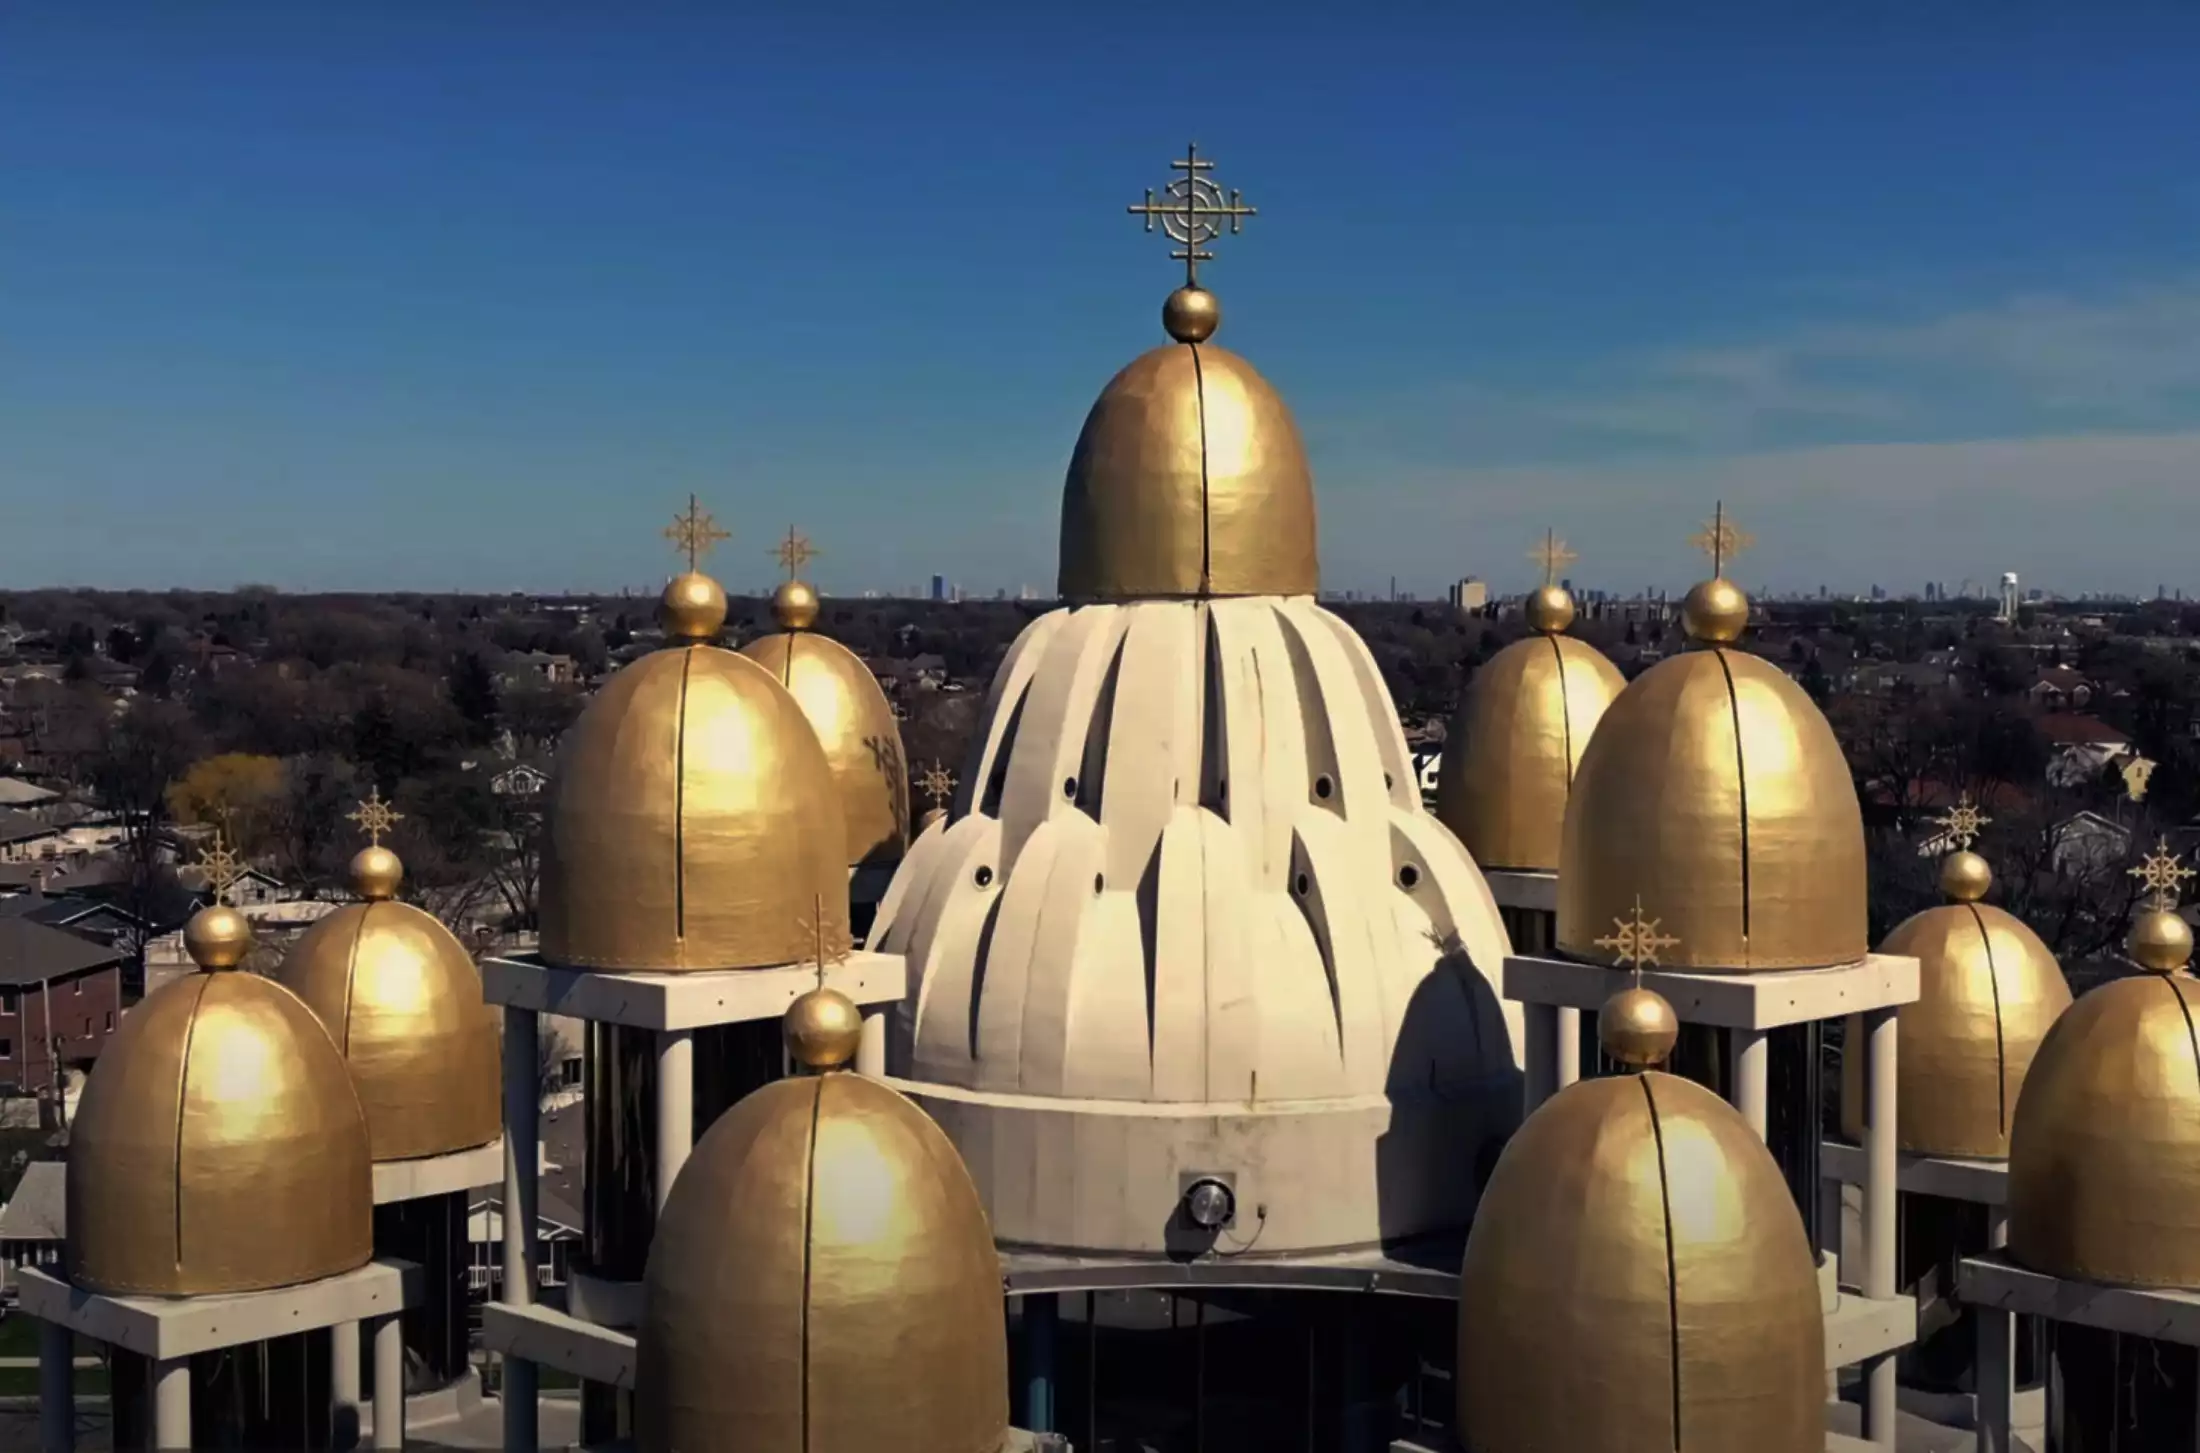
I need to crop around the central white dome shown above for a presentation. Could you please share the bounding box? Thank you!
[872,595,1520,1256]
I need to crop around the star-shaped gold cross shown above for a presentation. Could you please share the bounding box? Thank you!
[916,760,957,812]
[1688,502,1754,577]
[347,787,403,847]
[770,525,820,581]
[1927,796,1991,853]
[1526,529,1578,587]
[2130,838,2196,911]
[665,494,731,571]
[1594,896,1681,973]
[197,831,245,908]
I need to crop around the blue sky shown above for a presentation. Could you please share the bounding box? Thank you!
[5,5,2200,598]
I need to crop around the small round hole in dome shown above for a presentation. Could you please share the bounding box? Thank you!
[1293,873,1310,897]
[1313,775,1335,801]
[974,865,994,889]
[1398,864,1421,889]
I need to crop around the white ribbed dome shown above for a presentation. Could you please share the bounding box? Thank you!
[872,596,1521,1256]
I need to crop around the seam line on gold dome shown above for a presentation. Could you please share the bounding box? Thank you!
[1641,1074,1684,1451]
[673,648,693,945]
[1961,902,2009,1135]
[1543,634,1575,784]
[1191,342,1212,595]
[340,905,370,1057]
[1710,648,1752,950]
[798,1075,823,1451]
[170,973,212,1274]
[2165,974,2200,1097]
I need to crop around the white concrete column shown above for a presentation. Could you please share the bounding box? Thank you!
[332,1318,361,1427]
[857,1009,886,1078]
[153,1356,191,1451]
[500,1005,540,1453]
[371,1314,404,1451]
[1861,1006,1899,1447]
[1522,1002,1559,1114]
[656,1027,695,1211]
[37,1317,73,1453]
[1974,1300,2013,1453]
[1554,1006,1581,1091]
[1730,1027,1769,1140]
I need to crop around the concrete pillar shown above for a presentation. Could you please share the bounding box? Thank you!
[656,1028,695,1211]
[153,1357,191,1451]
[1730,1027,1769,1140]
[371,1314,404,1451]
[1974,1301,2013,1453]
[857,1009,886,1078]
[1554,1006,1581,1091]
[500,1005,541,1453]
[1024,1293,1058,1434]
[1861,1006,1899,1447]
[1522,1002,1559,1114]
[37,1318,73,1453]
[332,1318,362,1448]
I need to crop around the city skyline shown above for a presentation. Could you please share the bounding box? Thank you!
[5,8,2200,595]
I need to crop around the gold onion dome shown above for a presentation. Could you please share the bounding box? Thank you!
[2009,846,2200,1287]
[738,529,911,872]
[1558,510,1867,970]
[1057,145,1316,601]
[68,865,372,1296]
[1458,984,1825,1450]
[636,989,1009,1453]
[1437,537,1626,872]
[1839,811,2071,1159]
[541,500,851,971]
[275,805,500,1161]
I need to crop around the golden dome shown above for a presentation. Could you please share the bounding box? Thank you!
[1557,607,1867,971]
[67,906,372,1296]
[739,609,910,873]
[1838,858,2072,1159]
[1058,338,1317,601]
[2008,966,2200,1287]
[541,638,850,972]
[1436,621,1627,873]
[276,847,501,1162]
[635,1016,1009,1453]
[1458,1027,1824,1448]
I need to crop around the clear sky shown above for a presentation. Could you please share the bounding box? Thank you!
[5,5,2199,599]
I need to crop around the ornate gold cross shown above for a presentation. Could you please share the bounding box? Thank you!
[917,760,957,812]
[2131,838,2196,911]
[1527,529,1578,588]
[347,787,403,847]
[1126,143,1257,288]
[665,494,731,571]
[1689,502,1754,577]
[1595,896,1681,975]
[197,831,245,909]
[1927,795,1990,854]
[771,525,819,581]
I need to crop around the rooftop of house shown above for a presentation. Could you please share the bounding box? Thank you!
[0,808,59,846]
[0,778,59,808]
[2036,712,2131,747]
[0,1161,65,1243]
[0,916,123,988]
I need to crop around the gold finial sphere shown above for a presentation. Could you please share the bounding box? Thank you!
[184,904,254,971]
[1523,584,1576,635]
[1941,849,1993,904]
[2129,906,2194,974]
[350,844,404,902]
[1598,985,1679,1069]
[660,571,729,642]
[1162,285,1221,344]
[772,578,821,632]
[1682,577,1750,644]
[784,986,864,1070]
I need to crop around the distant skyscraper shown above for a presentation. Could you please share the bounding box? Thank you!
[930,574,947,602]
[1448,577,1488,612]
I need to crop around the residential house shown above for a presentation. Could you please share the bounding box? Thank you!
[492,763,550,798]
[0,1160,64,1282]
[2037,714,2134,789]
[0,919,125,1094]
[0,809,63,864]
[503,651,578,688]
[0,778,59,812]
[2050,810,2134,878]
[2028,667,2096,711]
